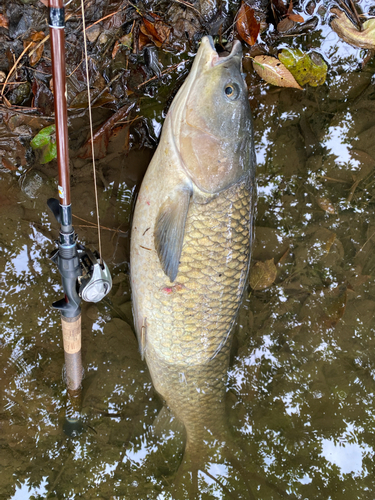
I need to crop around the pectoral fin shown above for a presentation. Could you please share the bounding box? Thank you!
[154,185,192,282]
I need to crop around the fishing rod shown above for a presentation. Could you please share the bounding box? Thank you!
[47,0,112,417]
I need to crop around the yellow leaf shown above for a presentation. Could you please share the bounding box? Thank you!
[252,55,303,90]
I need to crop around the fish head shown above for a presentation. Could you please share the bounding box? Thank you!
[171,36,254,194]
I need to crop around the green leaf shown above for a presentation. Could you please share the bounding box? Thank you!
[30,124,57,164]
[278,48,327,87]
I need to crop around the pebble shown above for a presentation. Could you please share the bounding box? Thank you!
[86,25,101,43]
[20,170,44,199]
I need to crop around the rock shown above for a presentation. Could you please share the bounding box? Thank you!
[20,169,45,199]
[86,25,101,43]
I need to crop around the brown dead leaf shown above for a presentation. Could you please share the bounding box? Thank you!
[141,13,170,47]
[271,0,288,20]
[321,284,347,328]
[286,0,304,23]
[252,55,303,89]
[330,8,375,49]
[288,13,304,22]
[0,14,9,29]
[138,30,151,51]
[249,259,277,290]
[316,197,335,214]
[24,31,45,66]
[277,17,295,32]
[79,102,135,159]
[236,3,260,46]
[112,41,121,59]
[1,157,18,171]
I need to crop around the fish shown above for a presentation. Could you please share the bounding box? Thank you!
[130,35,256,495]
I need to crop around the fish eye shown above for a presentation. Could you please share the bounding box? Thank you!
[224,82,240,100]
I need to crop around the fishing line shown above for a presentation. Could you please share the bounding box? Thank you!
[80,0,103,264]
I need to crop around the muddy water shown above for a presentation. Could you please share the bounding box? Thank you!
[2,21,375,500]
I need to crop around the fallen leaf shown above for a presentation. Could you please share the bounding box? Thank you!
[316,197,335,214]
[112,40,121,58]
[236,4,260,46]
[32,79,54,115]
[24,31,45,66]
[249,259,277,290]
[138,30,151,51]
[252,55,303,89]
[288,13,304,22]
[79,102,135,159]
[0,14,9,29]
[1,157,17,171]
[271,0,288,20]
[277,17,295,32]
[278,48,327,87]
[119,32,133,49]
[69,89,116,109]
[286,0,304,23]
[141,13,170,47]
[330,8,375,49]
[30,125,57,164]
[321,284,347,328]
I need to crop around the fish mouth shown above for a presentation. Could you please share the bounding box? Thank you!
[202,35,243,67]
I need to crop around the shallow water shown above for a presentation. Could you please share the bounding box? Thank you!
[2,5,375,500]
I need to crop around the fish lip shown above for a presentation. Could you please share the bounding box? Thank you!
[204,36,243,66]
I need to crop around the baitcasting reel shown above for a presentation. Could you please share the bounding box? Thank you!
[48,198,112,316]
[77,246,112,303]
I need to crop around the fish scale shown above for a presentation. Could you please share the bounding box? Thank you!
[145,178,252,365]
[146,338,231,454]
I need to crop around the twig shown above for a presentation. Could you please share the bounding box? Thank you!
[0,81,27,86]
[28,12,75,62]
[85,5,128,31]
[356,230,375,255]
[137,61,188,88]
[202,469,237,499]
[347,0,362,29]
[317,175,350,184]
[75,224,127,234]
[1,42,33,98]
[170,0,202,17]
[347,178,361,202]
[115,114,140,126]
[72,214,127,234]
[67,58,85,78]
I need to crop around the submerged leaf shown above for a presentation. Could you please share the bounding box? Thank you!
[322,285,348,328]
[30,125,57,164]
[252,55,303,89]
[316,197,335,214]
[236,4,260,46]
[249,259,277,290]
[330,8,375,49]
[278,48,327,87]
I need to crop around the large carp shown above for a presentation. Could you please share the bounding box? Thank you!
[130,35,256,494]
